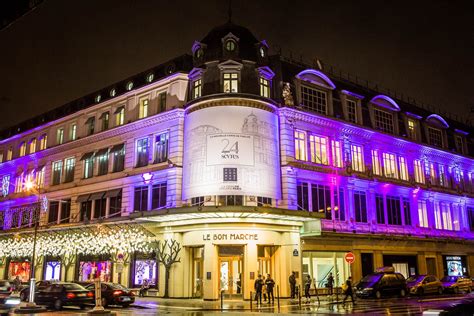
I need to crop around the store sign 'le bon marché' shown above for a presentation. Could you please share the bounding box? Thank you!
[202,233,259,241]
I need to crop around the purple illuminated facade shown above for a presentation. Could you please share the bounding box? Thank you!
[0,22,473,298]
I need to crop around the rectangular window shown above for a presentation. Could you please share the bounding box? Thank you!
[100,112,109,131]
[39,135,47,150]
[115,107,125,126]
[383,152,398,179]
[331,140,343,168]
[351,144,364,172]
[93,195,107,219]
[386,196,401,225]
[309,134,328,165]
[257,196,272,207]
[414,159,425,184]
[97,151,109,176]
[439,164,447,187]
[440,202,452,230]
[29,139,36,154]
[0,153,3,163]
[418,200,428,228]
[192,79,202,99]
[354,191,367,223]
[373,108,394,133]
[429,163,437,185]
[112,144,125,172]
[48,201,59,224]
[294,130,307,161]
[56,128,64,145]
[427,127,443,147]
[467,207,474,232]
[452,205,460,231]
[259,77,270,98]
[371,150,382,176]
[136,138,149,167]
[60,199,71,223]
[14,173,23,193]
[191,196,205,206]
[311,184,331,219]
[434,203,442,229]
[346,99,357,123]
[407,119,417,140]
[7,148,12,161]
[398,157,409,181]
[84,158,94,179]
[109,191,122,218]
[218,195,243,206]
[301,85,327,114]
[64,157,75,183]
[19,142,26,157]
[159,92,167,112]
[334,188,345,221]
[36,167,45,188]
[403,198,411,226]
[139,99,149,119]
[151,182,167,209]
[375,194,385,224]
[154,132,169,164]
[80,200,92,221]
[70,123,77,141]
[297,182,309,211]
[455,135,465,154]
[134,186,149,211]
[223,73,239,93]
[52,161,63,185]
[86,117,95,136]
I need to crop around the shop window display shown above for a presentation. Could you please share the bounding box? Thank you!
[44,261,61,280]
[79,261,112,282]
[8,261,31,282]
[133,259,157,288]
[302,251,350,289]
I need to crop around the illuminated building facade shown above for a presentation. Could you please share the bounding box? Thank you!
[0,22,473,299]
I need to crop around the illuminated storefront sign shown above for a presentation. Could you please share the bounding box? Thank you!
[183,105,281,199]
[445,256,466,276]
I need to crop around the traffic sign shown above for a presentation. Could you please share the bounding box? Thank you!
[344,252,355,264]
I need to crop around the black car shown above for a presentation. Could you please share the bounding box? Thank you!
[34,282,94,310]
[85,282,135,307]
[19,280,56,301]
[356,268,407,299]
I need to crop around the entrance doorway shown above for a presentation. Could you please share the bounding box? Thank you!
[191,247,204,298]
[218,246,243,297]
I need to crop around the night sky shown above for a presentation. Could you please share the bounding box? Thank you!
[0,0,473,131]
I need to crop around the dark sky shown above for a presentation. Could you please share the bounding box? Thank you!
[0,0,473,130]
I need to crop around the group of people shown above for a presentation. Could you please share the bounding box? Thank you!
[253,274,275,304]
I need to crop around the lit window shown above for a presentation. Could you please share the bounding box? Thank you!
[29,139,36,154]
[346,99,357,123]
[136,138,149,167]
[154,132,169,164]
[452,206,461,231]
[398,157,409,181]
[36,167,45,188]
[7,148,12,161]
[407,119,417,140]
[331,140,343,168]
[146,73,154,83]
[126,81,134,91]
[309,135,328,165]
[115,106,125,126]
[70,124,77,141]
[418,200,428,228]
[223,73,239,93]
[192,79,202,99]
[440,202,453,230]
[301,85,327,114]
[225,39,236,52]
[414,160,425,184]
[383,152,398,179]
[14,173,23,193]
[100,112,109,131]
[455,135,465,154]
[83,156,94,179]
[110,88,116,97]
[56,128,64,145]
[19,142,26,157]
[39,134,47,150]
[427,127,443,147]
[139,99,149,119]
[64,158,75,183]
[112,144,125,172]
[95,94,101,103]
[259,77,270,98]
[371,150,382,176]
[97,150,109,176]
[52,160,63,185]
[259,46,266,58]
[439,164,447,187]
[85,117,95,136]
[373,108,394,133]
[294,130,307,161]
[351,144,364,172]
[429,163,437,185]
[0,153,3,163]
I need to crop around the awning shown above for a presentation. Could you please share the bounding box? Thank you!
[89,191,106,201]
[84,117,95,125]
[80,152,95,161]
[110,143,124,153]
[104,188,122,198]
[114,106,124,114]
[95,148,109,157]
[99,111,109,119]
[76,194,90,203]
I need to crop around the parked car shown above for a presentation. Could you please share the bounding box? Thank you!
[19,280,56,301]
[355,267,407,299]
[441,276,472,294]
[34,282,94,310]
[84,282,135,307]
[407,275,443,295]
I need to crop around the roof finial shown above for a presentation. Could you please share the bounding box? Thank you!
[228,0,232,23]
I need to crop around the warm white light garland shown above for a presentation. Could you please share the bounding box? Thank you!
[0,226,153,259]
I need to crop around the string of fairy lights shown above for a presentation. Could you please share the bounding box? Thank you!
[0,226,154,259]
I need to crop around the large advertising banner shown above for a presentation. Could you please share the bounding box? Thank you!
[183,105,281,200]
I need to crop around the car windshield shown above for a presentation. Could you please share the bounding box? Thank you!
[109,283,128,290]
[407,276,424,283]
[441,276,457,282]
[360,274,382,284]
[63,283,86,291]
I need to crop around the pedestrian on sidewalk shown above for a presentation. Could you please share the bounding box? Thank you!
[327,272,334,295]
[139,279,150,297]
[289,271,296,298]
[304,275,312,302]
[265,274,275,303]
[254,274,263,305]
[342,276,356,305]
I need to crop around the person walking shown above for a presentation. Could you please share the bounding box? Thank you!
[304,275,312,302]
[265,274,275,303]
[342,276,356,305]
[254,274,264,305]
[12,276,21,292]
[139,279,149,297]
[327,272,334,295]
[289,271,296,299]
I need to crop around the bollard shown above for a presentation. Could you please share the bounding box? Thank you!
[277,285,280,312]
[298,285,302,309]
[220,290,224,310]
[250,291,253,310]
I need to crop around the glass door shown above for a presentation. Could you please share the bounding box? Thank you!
[218,246,244,297]
[192,247,204,298]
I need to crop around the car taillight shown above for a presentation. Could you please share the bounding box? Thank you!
[87,292,94,298]
[113,290,123,296]
[66,292,76,299]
